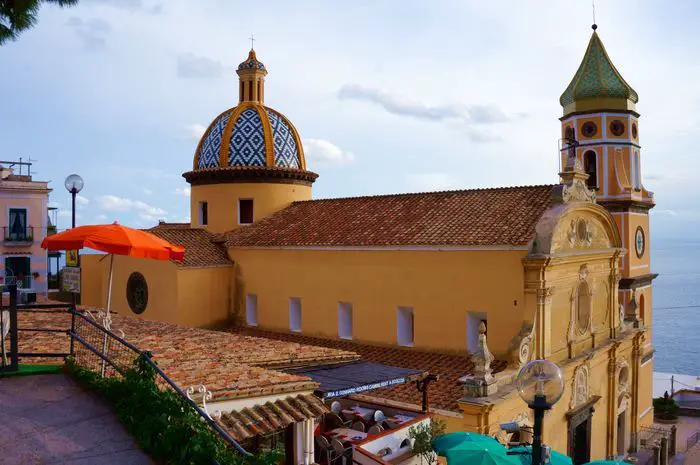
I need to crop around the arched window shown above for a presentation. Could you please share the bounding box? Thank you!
[584,150,598,189]
[639,294,645,323]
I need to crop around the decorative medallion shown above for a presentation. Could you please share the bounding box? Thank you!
[581,121,597,138]
[570,364,591,410]
[126,272,148,315]
[632,122,638,139]
[609,120,625,137]
[568,265,593,342]
[634,226,645,258]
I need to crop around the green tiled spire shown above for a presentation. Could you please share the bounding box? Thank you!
[560,31,638,108]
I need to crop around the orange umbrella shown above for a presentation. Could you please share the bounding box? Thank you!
[41,222,185,261]
[42,222,185,376]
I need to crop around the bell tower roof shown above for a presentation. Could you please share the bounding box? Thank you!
[560,27,638,116]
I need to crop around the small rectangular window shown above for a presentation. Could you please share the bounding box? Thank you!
[289,298,302,332]
[239,199,254,224]
[246,294,258,326]
[397,307,414,347]
[338,302,353,339]
[198,201,208,226]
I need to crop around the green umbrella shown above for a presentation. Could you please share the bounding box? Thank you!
[444,442,521,465]
[507,445,573,465]
[432,432,501,456]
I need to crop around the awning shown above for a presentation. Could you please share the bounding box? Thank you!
[288,362,427,399]
[217,393,328,441]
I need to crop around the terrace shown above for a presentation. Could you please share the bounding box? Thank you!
[1,292,436,465]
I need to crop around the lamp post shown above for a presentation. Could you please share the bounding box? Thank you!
[516,360,565,465]
[64,174,84,229]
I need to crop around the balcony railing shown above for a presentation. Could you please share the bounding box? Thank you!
[3,226,34,244]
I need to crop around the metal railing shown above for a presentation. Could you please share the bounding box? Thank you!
[0,285,249,458]
[3,226,34,242]
[687,430,700,453]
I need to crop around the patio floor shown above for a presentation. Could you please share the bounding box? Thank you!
[0,373,152,464]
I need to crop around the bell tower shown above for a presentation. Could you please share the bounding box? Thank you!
[559,25,656,332]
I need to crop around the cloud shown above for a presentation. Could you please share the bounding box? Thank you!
[183,124,206,139]
[174,187,191,197]
[58,209,82,220]
[142,188,153,195]
[404,173,456,192]
[86,0,163,14]
[177,54,225,79]
[96,195,166,221]
[95,214,108,222]
[338,84,521,125]
[76,194,90,206]
[66,17,111,50]
[651,209,678,217]
[303,139,355,165]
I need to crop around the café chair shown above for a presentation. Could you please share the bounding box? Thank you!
[351,421,365,432]
[331,438,352,465]
[367,424,383,435]
[316,435,333,464]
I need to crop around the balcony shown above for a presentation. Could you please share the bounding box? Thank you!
[3,226,34,245]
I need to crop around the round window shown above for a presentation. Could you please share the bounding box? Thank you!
[126,272,149,314]
[581,122,597,138]
[632,122,638,139]
[610,120,625,136]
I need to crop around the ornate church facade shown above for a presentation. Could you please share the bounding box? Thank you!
[82,26,655,462]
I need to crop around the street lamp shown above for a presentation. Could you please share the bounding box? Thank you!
[516,359,565,465]
[64,174,84,229]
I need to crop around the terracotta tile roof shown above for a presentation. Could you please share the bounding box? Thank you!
[228,327,507,413]
[225,185,555,248]
[148,222,231,268]
[218,393,328,441]
[15,309,358,401]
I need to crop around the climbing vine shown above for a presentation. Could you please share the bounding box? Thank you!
[66,355,282,465]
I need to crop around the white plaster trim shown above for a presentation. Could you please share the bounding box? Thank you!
[635,285,652,291]
[231,245,529,252]
[600,193,654,201]
[209,389,316,413]
[641,355,654,368]
[639,406,653,419]
[630,264,649,270]
[603,149,609,197]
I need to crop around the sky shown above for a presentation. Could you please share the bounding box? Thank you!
[1,0,698,239]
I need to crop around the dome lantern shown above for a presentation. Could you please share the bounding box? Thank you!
[236,49,267,104]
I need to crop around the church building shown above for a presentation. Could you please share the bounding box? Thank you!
[82,25,656,463]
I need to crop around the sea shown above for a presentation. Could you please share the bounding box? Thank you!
[651,237,700,376]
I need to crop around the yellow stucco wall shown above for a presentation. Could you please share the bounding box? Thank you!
[82,254,232,327]
[190,182,311,233]
[176,265,232,327]
[81,254,179,323]
[229,248,527,355]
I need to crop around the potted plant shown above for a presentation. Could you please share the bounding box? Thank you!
[653,391,679,422]
[408,418,446,465]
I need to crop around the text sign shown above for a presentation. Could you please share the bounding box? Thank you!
[324,377,407,399]
[62,267,81,293]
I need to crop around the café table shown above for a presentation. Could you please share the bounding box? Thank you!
[325,427,368,444]
[341,406,375,421]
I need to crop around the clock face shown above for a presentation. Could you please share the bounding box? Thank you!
[635,227,645,258]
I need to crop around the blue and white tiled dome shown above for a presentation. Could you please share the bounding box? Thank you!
[194,103,306,170]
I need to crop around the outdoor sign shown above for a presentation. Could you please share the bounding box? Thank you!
[324,377,406,399]
[62,267,81,293]
[66,250,79,267]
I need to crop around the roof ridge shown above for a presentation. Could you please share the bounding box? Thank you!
[294,184,556,204]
